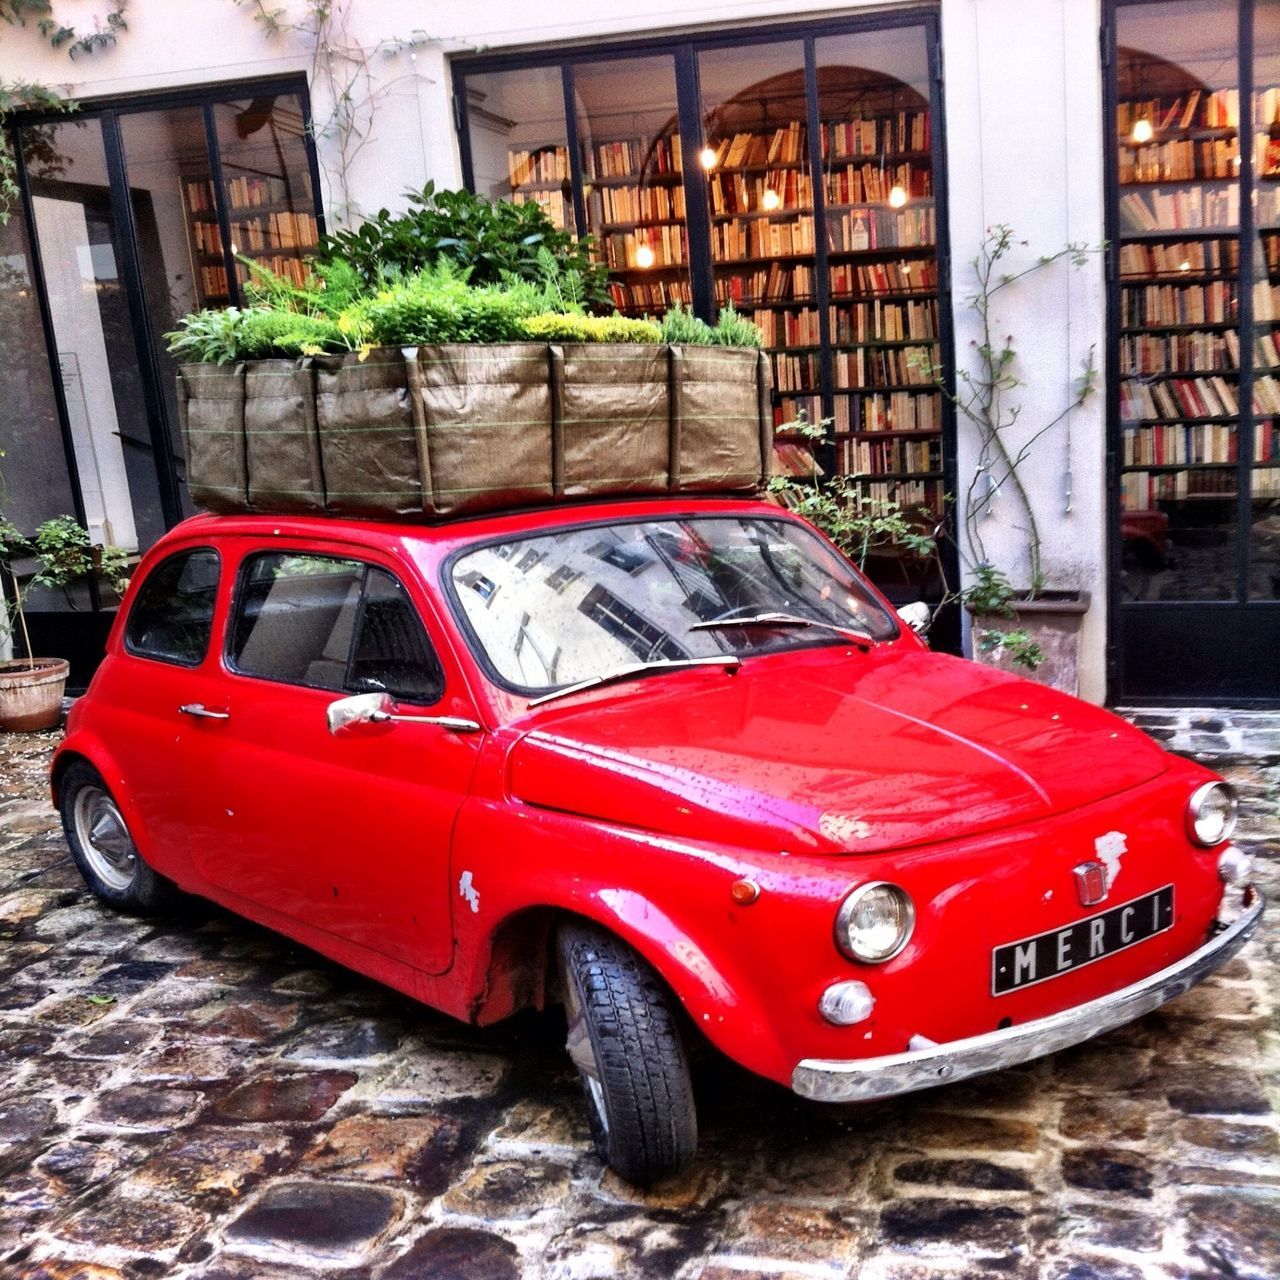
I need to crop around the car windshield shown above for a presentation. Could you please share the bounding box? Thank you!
[447,515,899,695]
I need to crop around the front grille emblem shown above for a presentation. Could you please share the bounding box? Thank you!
[1074,861,1108,907]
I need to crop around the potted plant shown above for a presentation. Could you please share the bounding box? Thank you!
[0,515,129,732]
[932,225,1101,694]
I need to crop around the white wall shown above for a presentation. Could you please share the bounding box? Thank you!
[0,0,1111,699]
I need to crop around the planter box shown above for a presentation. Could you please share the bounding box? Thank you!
[177,343,772,519]
[968,591,1090,696]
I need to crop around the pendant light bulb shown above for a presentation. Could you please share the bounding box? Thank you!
[888,184,908,209]
[1131,117,1154,144]
[700,146,718,169]
[635,243,656,269]
[761,188,781,211]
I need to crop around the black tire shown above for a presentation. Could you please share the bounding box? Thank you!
[558,921,697,1184]
[59,761,178,916]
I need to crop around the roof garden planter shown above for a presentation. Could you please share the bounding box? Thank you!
[967,590,1091,696]
[177,343,772,519]
[0,657,69,732]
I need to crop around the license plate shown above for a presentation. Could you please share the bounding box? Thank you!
[991,885,1175,996]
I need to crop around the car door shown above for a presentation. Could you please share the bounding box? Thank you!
[193,544,482,975]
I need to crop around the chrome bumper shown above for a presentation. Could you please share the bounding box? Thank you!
[792,889,1264,1104]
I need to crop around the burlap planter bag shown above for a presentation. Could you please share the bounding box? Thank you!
[552,343,671,496]
[408,344,553,516]
[243,359,326,513]
[670,346,773,491]
[176,363,248,512]
[314,348,425,517]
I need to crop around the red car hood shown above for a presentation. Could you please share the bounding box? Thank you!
[505,647,1170,854]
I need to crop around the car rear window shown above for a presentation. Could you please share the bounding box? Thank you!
[124,548,221,667]
[229,552,444,704]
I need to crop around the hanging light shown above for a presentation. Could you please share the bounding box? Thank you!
[1131,117,1154,144]
[888,184,908,209]
[635,242,656,269]
[761,188,781,211]
[700,146,718,169]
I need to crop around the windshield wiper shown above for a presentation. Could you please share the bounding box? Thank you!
[528,655,742,708]
[688,611,876,649]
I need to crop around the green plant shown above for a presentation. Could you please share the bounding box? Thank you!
[712,303,764,349]
[520,312,661,344]
[659,303,715,346]
[315,181,608,302]
[975,626,1044,672]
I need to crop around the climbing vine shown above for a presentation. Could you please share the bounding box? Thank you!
[0,2,128,222]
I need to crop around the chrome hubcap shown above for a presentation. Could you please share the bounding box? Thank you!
[73,786,137,892]
[564,970,609,1135]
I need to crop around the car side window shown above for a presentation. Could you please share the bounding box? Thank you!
[124,548,221,667]
[229,552,444,704]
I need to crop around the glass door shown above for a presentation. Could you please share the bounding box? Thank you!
[1110,0,1280,701]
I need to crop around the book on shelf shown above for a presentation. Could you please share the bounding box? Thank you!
[833,348,937,389]
[1254,466,1280,495]
[1118,138,1237,184]
[771,440,821,478]
[823,110,930,159]
[1121,280,1237,326]
[1121,468,1238,508]
[199,264,229,297]
[606,278,692,312]
[715,263,814,304]
[1120,330,1239,373]
[1119,185,1239,233]
[1120,375,1239,420]
[750,306,822,347]
[705,121,805,171]
[595,184,685,224]
[225,174,294,208]
[596,225,686,270]
[235,256,309,287]
[708,169,812,216]
[1255,420,1280,461]
[513,189,569,228]
[1122,422,1237,465]
[773,394,824,432]
[1117,89,1239,136]
[192,219,222,255]
[1118,238,1238,276]
[828,207,936,251]
[711,215,815,260]
[856,390,942,434]
[829,258,937,295]
[846,476,944,514]
[507,144,569,187]
[184,179,215,213]
[825,162,932,205]
[229,211,318,252]
[587,134,681,179]
[829,299,938,343]
[773,352,823,392]
[842,436,941,476]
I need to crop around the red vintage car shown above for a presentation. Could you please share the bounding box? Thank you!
[51,497,1262,1183]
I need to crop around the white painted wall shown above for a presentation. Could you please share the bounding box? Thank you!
[0,0,1111,699]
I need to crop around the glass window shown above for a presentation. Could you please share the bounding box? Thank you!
[449,515,899,693]
[124,548,221,666]
[347,567,444,704]
[465,66,575,233]
[231,553,365,689]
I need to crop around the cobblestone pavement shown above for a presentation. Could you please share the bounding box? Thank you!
[0,715,1276,1280]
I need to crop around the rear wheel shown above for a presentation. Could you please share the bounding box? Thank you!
[558,921,697,1184]
[59,762,178,915]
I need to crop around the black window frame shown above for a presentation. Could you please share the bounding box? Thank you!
[122,545,222,669]
[225,549,446,706]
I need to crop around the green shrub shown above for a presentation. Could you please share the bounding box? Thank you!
[713,302,764,349]
[235,309,346,358]
[660,302,716,346]
[520,312,661,343]
[165,307,247,365]
[314,181,608,303]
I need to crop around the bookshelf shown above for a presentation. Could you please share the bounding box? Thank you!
[181,173,320,308]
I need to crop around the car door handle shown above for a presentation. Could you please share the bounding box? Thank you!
[178,703,230,720]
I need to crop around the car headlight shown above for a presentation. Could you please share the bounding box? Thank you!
[1186,781,1238,847]
[835,881,915,963]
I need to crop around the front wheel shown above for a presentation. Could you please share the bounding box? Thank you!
[558,921,697,1184]
[59,761,178,915]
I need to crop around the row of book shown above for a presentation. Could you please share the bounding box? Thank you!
[591,183,686,225]
[708,170,811,216]
[823,112,930,159]
[830,258,937,295]
[1119,185,1241,233]
[825,163,932,207]
[198,264,230,298]
[833,348,937,389]
[843,437,941,476]
[236,255,310,287]
[1120,376,1239,420]
[225,174,296,210]
[596,226,687,270]
[191,219,223,256]
[607,278,693,312]
[1119,330,1246,374]
[773,352,822,392]
[711,216,815,261]
[1117,90,1239,136]
[715,263,815,303]
[1120,469,1239,508]
[831,300,937,343]
[705,122,805,170]
[1120,281,1237,327]
[586,135,682,180]
[508,145,570,187]
[1122,422,1280,466]
[828,208,936,251]
[1119,238,1239,277]
[1118,139,1238,185]
[231,211,317,251]
[773,395,823,433]
[831,474,944,513]
[852,390,942,435]
[513,189,570,229]
[750,307,822,348]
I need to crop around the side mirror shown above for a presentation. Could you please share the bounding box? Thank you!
[896,601,931,635]
[326,692,395,737]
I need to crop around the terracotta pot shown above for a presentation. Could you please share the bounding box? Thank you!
[968,591,1090,696]
[0,658,70,732]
